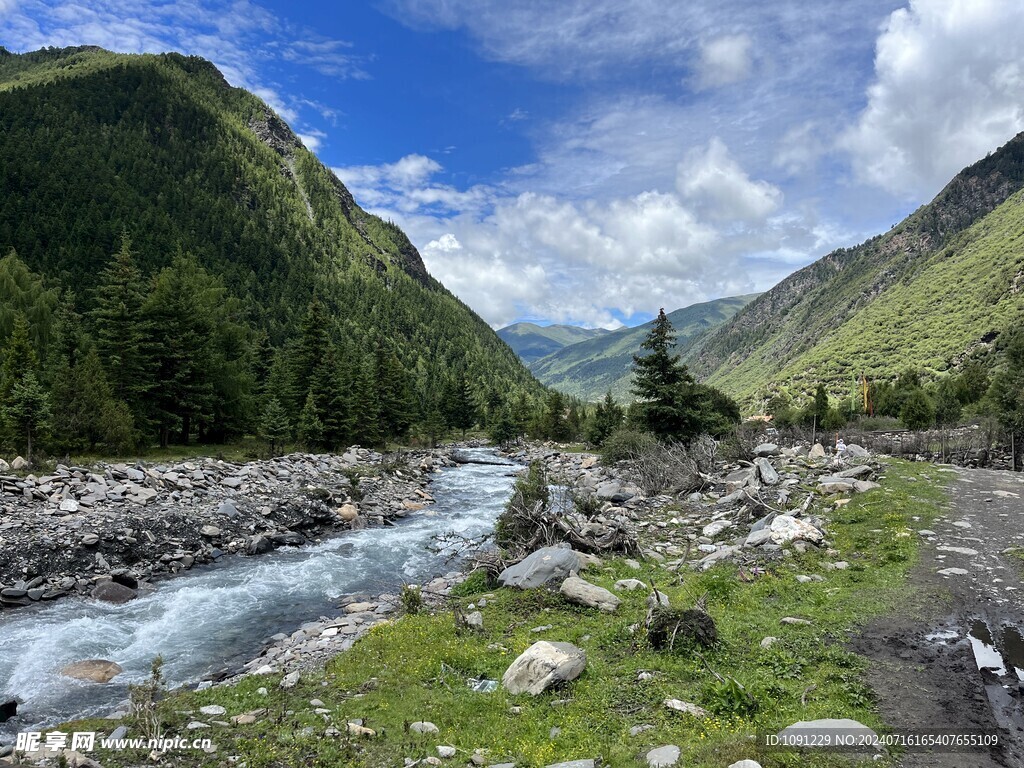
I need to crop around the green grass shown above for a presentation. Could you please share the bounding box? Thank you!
[59,460,945,768]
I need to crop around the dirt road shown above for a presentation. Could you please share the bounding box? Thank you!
[852,465,1024,767]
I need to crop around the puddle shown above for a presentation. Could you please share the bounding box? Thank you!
[1002,625,1024,681]
[926,629,959,643]
[969,620,1007,676]
[967,619,1024,681]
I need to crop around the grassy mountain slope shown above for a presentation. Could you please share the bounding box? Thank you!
[693,132,1024,406]
[0,46,541,401]
[497,322,610,364]
[531,295,758,401]
[769,189,1024,396]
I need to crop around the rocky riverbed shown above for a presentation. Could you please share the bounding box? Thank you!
[0,447,454,610]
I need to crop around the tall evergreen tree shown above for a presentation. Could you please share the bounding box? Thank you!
[259,397,291,456]
[586,391,624,446]
[630,309,700,440]
[374,343,416,442]
[350,357,382,446]
[447,373,478,437]
[1,313,38,403]
[91,236,153,428]
[3,371,51,463]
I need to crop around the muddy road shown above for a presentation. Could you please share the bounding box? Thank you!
[852,465,1024,767]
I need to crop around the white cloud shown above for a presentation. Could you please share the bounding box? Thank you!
[841,0,1024,198]
[0,0,18,18]
[695,34,753,89]
[678,138,782,222]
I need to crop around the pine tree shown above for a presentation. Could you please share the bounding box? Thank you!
[488,406,518,447]
[3,371,51,463]
[586,391,624,446]
[290,298,330,415]
[1,313,38,402]
[51,346,135,453]
[91,236,153,428]
[374,343,416,441]
[310,344,352,449]
[447,373,477,437]
[297,392,325,448]
[259,397,291,455]
[350,358,382,446]
[630,309,700,440]
[987,324,1024,468]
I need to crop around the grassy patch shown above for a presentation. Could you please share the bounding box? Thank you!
[61,460,945,768]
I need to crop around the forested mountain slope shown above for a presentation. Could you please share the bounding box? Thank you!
[530,295,757,401]
[0,46,542,449]
[691,132,1024,406]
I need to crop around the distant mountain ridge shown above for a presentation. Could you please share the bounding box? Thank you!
[523,295,759,401]
[497,323,610,364]
[690,131,1024,408]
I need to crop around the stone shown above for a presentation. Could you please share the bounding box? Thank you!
[502,641,587,695]
[614,578,647,591]
[728,761,763,768]
[817,479,855,493]
[11,456,28,470]
[246,535,273,555]
[630,724,655,736]
[337,503,359,522]
[280,671,300,689]
[843,444,870,458]
[346,722,376,737]
[465,611,484,630]
[780,616,812,625]
[217,500,239,518]
[199,705,226,716]
[345,601,376,614]
[745,529,774,547]
[200,525,221,537]
[59,498,80,513]
[853,480,881,493]
[544,762,595,768]
[646,745,681,767]
[91,581,137,604]
[437,745,457,758]
[81,533,100,546]
[0,458,8,472]
[807,443,826,460]
[835,465,873,479]
[559,575,620,612]
[770,515,823,545]
[61,659,123,683]
[498,547,580,589]
[410,721,439,734]
[938,567,969,576]
[702,519,734,537]
[573,551,603,570]
[760,636,780,649]
[664,698,708,717]
[753,443,780,457]
[0,698,16,723]
[755,457,779,486]
[108,725,128,741]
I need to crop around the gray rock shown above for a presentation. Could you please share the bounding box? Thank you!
[755,457,779,486]
[436,745,456,758]
[59,498,80,512]
[280,671,300,689]
[630,724,655,736]
[217,500,239,518]
[11,456,27,471]
[559,576,620,612]
[410,721,439,734]
[749,512,777,532]
[91,581,137,604]
[614,578,647,591]
[853,480,881,493]
[835,465,873,479]
[729,761,763,768]
[646,745,680,767]
[753,443,780,457]
[465,611,484,630]
[108,725,128,741]
[502,641,586,695]
[843,444,870,458]
[199,705,226,716]
[808,443,826,460]
[61,659,123,683]
[745,528,773,547]
[595,481,622,500]
[200,525,221,537]
[498,547,580,589]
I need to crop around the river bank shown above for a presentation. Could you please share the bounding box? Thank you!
[0,447,454,610]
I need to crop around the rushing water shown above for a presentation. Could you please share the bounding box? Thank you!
[0,449,517,739]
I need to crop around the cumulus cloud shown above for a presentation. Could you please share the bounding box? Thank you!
[678,138,783,222]
[695,34,753,89]
[841,0,1024,198]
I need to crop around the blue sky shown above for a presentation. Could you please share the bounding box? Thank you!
[3,0,1024,329]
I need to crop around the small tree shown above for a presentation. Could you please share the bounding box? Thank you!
[260,397,291,455]
[4,371,51,463]
[586,391,624,446]
[297,392,324,448]
[900,388,935,430]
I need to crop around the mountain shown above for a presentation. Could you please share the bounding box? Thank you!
[529,295,759,401]
[690,132,1024,408]
[497,323,611,364]
[0,46,542,447]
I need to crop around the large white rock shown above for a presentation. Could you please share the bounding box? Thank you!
[702,519,734,537]
[770,515,823,545]
[502,641,586,695]
[559,576,620,612]
[498,547,580,589]
[61,659,123,683]
[807,444,826,460]
[646,745,680,767]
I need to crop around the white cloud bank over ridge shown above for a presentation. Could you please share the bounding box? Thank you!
[843,0,1024,198]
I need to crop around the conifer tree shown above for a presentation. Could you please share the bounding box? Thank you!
[374,343,416,441]
[630,309,699,440]
[259,397,291,456]
[447,373,477,437]
[310,344,352,449]
[4,371,51,463]
[1,313,38,402]
[51,346,135,453]
[586,391,624,446]
[351,358,382,446]
[91,236,153,427]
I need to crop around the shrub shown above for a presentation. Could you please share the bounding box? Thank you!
[600,428,660,465]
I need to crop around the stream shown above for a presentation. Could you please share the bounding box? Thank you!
[0,448,517,739]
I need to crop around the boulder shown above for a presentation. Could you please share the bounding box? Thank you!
[61,659,123,683]
[502,641,586,695]
[11,456,27,471]
[217,500,239,518]
[498,547,580,589]
[337,504,359,522]
[835,465,873,479]
[246,535,273,555]
[853,480,881,493]
[664,698,708,717]
[745,528,773,547]
[465,611,484,630]
[559,576,620,612]
[807,443,826,460]
[754,457,779,486]
[91,581,138,604]
[753,443,780,457]
[842,444,870,458]
[0,459,8,472]
[59,498,80,513]
[0,698,16,723]
[816,477,855,493]
[614,578,647,591]
[410,721,439,734]
[646,745,681,767]
[573,551,603,570]
[199,705,226,716]
[200,525,221,538]
[769,515,823,545]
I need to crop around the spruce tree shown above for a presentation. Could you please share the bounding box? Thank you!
[447,373,477,437]
[350,358,382,446]
[298,393,325,448]
[586,391,624,446]
[1,313,38,402]
[260,397,291,456]
[630,309,700,440]
[91,236,153,428]
[3,371,51,463]
[310,343,352,449]
[374,343,415,441]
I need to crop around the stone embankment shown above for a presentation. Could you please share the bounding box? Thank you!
[0,448,453,610]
